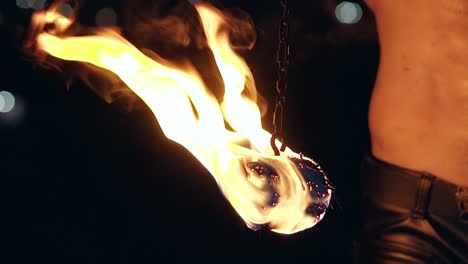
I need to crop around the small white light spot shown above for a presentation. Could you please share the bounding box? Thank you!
[335,1,363,25]
[95,8,117,27]
[16,0,29,9]
[58,3,73,18]
[16,0,46,10]
[0,91,15,113]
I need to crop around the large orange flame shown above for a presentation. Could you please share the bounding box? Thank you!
[28,2,332,234]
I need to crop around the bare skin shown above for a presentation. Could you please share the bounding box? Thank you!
[365,0,468,186]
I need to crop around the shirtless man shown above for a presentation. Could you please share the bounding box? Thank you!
[359,0,468,262]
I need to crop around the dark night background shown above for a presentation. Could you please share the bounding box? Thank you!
[1,0,378,262]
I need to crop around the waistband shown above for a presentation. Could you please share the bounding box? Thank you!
[361,153,467,221]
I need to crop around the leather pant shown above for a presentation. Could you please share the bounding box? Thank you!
[358,154,468,263]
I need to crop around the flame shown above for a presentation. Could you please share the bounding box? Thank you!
[28,3,331,234]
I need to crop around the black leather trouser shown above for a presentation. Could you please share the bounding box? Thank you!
[358,154,468,264]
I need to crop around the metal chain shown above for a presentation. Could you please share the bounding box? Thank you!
[271,0,290,156]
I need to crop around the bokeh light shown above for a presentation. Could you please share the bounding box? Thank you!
[0,91,15,113]
[335,1,363,25]
[95,8,117,27]
[16,0,47,10]
[0,93,25,126]
[58,3,73,18]
[16,0,30,9]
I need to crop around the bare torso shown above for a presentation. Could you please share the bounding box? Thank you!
[369,26,468,186]
[365,0,468,187]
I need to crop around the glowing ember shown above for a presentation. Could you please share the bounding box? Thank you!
[26,2,332,234]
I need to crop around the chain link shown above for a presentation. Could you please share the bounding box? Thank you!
[271,0,290,156]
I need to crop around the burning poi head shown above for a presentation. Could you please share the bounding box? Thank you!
[25,1,333,234]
